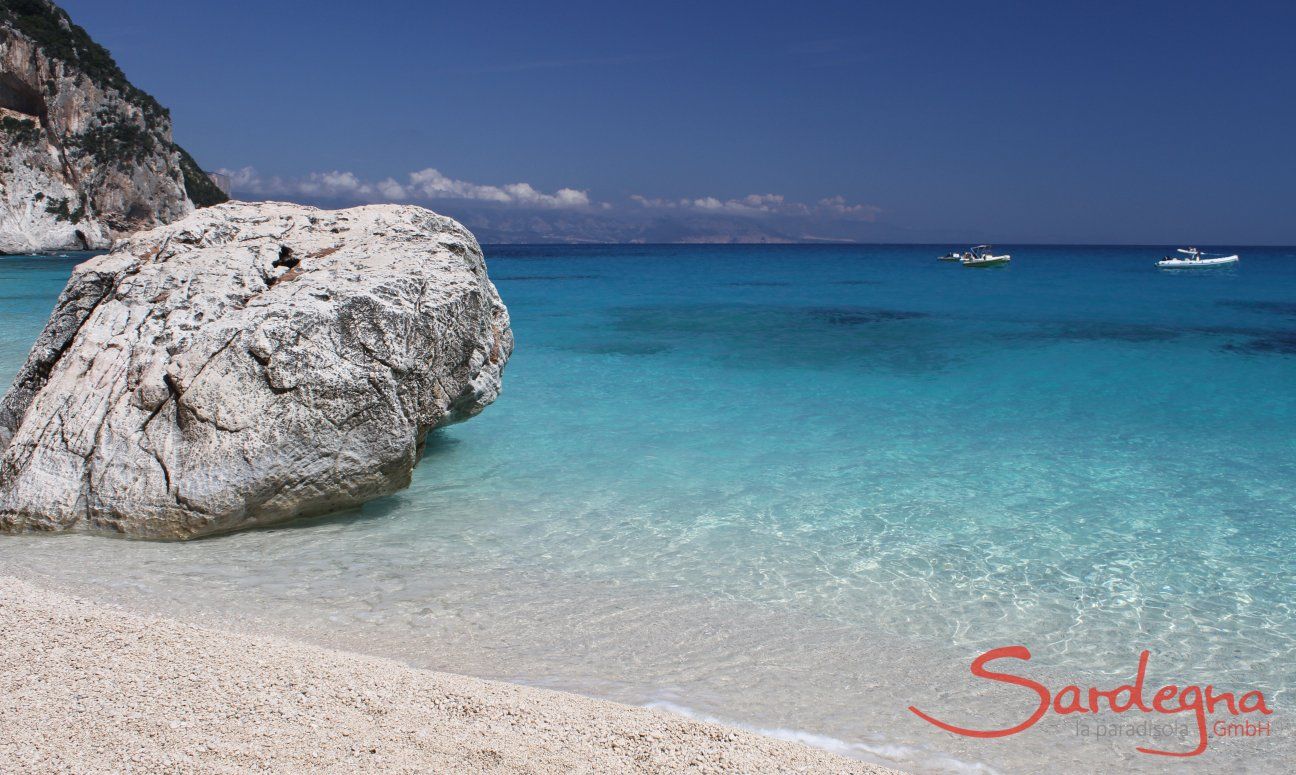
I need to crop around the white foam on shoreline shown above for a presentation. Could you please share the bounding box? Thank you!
[644,699,1002,775]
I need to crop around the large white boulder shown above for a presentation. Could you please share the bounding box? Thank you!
[0,201,512,538]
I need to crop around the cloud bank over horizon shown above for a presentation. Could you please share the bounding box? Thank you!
[221,166,595,209]
[216,166,888,243]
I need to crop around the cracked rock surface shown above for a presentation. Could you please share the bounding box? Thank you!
[0,201,512,539]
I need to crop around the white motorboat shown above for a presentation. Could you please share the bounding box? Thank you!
[961,245,1011,267]
[1156,247,1239,268]
[938,250,964,261]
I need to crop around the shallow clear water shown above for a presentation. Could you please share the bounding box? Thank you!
[1,245,1294,773]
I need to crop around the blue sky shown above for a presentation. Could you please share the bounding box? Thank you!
[60,0,1296,243]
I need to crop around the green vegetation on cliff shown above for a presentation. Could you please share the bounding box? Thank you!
[44,194,84,223]
[173,143,228,207]
[0,114,41,144]
[70,110,157,166]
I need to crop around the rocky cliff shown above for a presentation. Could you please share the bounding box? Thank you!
[0,0,226,254]
[0,202,512,538]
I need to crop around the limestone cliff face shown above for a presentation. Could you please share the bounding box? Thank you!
[0,0,227,254]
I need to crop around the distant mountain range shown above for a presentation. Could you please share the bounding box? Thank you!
[277,197,933,245]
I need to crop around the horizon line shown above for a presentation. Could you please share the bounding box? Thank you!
[478,241,1296,249]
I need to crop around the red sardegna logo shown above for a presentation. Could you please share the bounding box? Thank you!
[908,646,1273,757]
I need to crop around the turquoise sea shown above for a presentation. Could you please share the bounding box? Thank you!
[1,245,1294,773]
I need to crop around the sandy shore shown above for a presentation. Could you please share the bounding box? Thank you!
[0,576,902,774]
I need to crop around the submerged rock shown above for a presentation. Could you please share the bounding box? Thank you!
[0,202,512,538]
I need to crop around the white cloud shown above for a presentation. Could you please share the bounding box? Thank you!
[629,194,784,214]
[376,178,407,199]
[298,171,368,197]
[817,195,882,221]
[629,194,674,208]
[224,166,268,191]
[216,168,880,224]
[219,166,592,209]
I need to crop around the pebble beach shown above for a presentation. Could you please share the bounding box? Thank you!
[0,577,901,774]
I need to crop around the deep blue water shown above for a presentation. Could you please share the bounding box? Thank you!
[1,244,1294,773]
